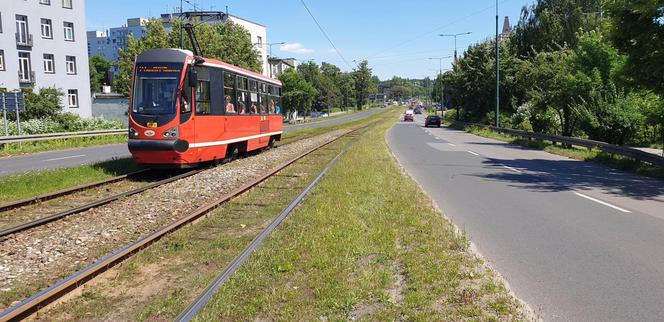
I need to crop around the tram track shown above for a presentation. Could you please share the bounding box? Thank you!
[0,169,204,239]
[0,125,369,321]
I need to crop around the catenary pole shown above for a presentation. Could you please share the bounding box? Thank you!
[495,0,500,127]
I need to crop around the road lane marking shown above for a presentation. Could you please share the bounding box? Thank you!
[573,192,631,213]
[501,165,522,173]
[467,150,480,156]
[447,143,457,147]
[44,154,86,162]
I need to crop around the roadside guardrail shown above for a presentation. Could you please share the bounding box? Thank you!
[444,118,664,167]
[0,129,127,145]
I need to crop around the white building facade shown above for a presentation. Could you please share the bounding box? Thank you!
[0,0,92,117]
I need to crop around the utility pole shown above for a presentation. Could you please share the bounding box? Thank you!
[429,57,450,113]
[179,0,183,48]
[495,0,500,127]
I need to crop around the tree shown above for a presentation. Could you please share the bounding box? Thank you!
[352,60,373,108]
[89,55,111,93]
[512,0,604,57]
[21,88,63,120]
[336,73,356,109]
[279,69,317,118]
[607,0,664,96]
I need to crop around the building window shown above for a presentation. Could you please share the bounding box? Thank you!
[67,89,78,107]
[65,56,76,74]
[257,36,262,47]
[43,54,55,73]
[0,50,5,71]
[40,19,52,39]
[63,22,74,41]
[18,52,31,81]
[0,12,3,33]
[16,15,30,45]
[62,0,72,9]
[40,0,51,5]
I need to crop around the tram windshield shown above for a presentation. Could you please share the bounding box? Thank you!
[132,63,182,115]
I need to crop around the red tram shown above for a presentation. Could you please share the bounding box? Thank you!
[128,48,283,167]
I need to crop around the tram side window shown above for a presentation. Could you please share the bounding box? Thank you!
[237,76,248,114]
[258,82,267,115]
[248,80,258,114]
[268,85,280,114]
[223,72,236,114]
[195,80,211,115]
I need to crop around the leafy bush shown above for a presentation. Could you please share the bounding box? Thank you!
[1,113,123,136]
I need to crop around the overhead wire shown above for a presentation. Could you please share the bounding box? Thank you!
[299,0,353,70]
[363,0,512,61]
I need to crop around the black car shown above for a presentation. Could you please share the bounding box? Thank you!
[424,115,441,127]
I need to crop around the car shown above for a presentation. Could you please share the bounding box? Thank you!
[424,114,441,127]
[414,107,422,114]
[404,110,414,121]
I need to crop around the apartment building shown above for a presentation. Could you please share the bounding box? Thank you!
[0,0,92,117]
[87,18,147,62]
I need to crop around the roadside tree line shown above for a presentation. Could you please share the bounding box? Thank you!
[440,0,663,147]
[278,60,380,119]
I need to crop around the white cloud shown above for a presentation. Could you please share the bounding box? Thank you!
[280,43,315,54]
[325,48,338,53]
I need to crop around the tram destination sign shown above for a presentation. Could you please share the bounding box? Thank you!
[1,92,26,113]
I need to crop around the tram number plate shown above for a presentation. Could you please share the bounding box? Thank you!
[146,122,158,128]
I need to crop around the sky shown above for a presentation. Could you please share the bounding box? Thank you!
[86,0,534,80]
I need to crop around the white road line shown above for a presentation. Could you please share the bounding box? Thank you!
[43,154,86,162]
[501,165,522,173]
[467,150,480,156]
[447,143,457,147]
[573,192,631,213]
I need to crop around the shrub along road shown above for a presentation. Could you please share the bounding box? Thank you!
[388,114,664,321]
[0,108,383,177]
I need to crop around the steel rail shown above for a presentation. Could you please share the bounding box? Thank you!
[0,169,203,239]
[0,169,151,213]
[0,126,366,321]
[176,129,359,321]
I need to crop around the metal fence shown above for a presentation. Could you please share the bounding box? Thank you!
[0,129,127,145]
[445,119,664,167]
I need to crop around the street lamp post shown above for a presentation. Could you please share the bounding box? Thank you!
[439,32,472,63]
[428,57,451,113]
[495,0,500,127]
[255,42,286,78]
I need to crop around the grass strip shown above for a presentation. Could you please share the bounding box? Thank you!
[0,110,390,204]
[0,135,128,158]
[192,109,525,320]
[0,158,138,204]
[446,121,664,180]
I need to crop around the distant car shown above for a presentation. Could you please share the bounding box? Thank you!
[414,107,422,114]
[404,110,414,122]
[424,115,441,127]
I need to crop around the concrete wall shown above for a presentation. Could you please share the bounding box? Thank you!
[0,0,92,117]
[91,94,128,124]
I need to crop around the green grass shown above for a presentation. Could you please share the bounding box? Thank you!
[0,110,389,205]
[448,121,664,180]
[193,109,524,320]
[0,134,128,158]
[0,158,138,203]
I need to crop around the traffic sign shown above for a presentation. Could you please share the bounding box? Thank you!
[1,92,26,113]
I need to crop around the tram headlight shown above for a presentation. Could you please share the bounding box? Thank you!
[163,126,179,138]
[129,127,139,137]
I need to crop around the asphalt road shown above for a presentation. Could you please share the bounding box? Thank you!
[0,108,383,176]
[387,115,664,321]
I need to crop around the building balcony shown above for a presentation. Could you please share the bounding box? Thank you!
[16,33,34,47]
[18,70,36,86]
